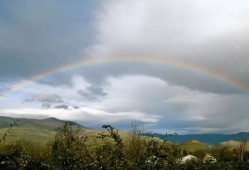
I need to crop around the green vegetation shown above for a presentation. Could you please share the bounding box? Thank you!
[178,140,209,152]
[0,127,55,145]
[0,119,249,169]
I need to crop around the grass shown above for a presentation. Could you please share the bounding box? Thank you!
[0,127,55,145]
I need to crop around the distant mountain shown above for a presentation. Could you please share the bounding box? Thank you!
[146,132,249,145]
[0,116,85,131]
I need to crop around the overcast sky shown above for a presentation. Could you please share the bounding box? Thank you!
[1,0,249,134]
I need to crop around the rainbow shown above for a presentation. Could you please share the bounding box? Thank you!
[3,56,249,97]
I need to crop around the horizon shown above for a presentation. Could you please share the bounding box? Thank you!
[1,1,249,134]
[1,115,249,135]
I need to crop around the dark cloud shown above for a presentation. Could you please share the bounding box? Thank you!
[54,104,68,110]
[42,103,51,108]
[0,0,100,77]
[25,94,64,104]
[78,85,107,100]
[53,104,80,110]
[73,106,79,109]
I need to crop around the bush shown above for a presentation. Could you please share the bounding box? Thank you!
[51,122,93,169]
[1,122,249,169]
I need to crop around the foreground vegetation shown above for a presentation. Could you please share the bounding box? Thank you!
[0,122,249,170]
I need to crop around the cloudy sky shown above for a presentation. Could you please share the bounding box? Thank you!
[1,0,249,134]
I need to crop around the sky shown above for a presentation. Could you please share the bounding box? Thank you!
[1,0,249,134]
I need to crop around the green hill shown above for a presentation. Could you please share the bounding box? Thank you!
[0,116,87,145]
[0,127,55,145]
[0,116,132,145]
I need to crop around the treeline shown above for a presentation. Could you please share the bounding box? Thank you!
[0,122,249,170]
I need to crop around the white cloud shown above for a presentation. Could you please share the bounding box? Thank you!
[0,107,159,124]
[90,0,249,55]
[88,75,177,111]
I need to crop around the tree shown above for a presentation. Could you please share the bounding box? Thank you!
[124,123,147,169]
[51,122,90,169]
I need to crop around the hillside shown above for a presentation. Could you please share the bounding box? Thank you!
[0,116,130,145]
[0,116,85,130]
[0,127,55,145]
[0,116,87,144]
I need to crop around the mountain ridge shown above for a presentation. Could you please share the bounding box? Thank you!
[0,116,85,130]
[146,132,249,145]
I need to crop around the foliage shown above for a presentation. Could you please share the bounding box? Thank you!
[192,150,206,160]
[1,122,249,169]
[0,141,50,169]
[51,122,92,169]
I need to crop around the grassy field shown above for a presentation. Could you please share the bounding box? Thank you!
[0,127,56,145]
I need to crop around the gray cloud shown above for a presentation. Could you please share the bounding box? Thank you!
[1,74,249,133]
[161,93,249,133]
[87,0,249,94]
[25,94,64,104]
[78,85,107,100]
[42,103,51,108]
[0,85,8,96]
[83,75,249,133]
[0,0,99,77]
[73,106,79,109]
[54,104,69,110]
[2,0,247,94]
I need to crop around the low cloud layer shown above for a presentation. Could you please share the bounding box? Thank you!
[1,75,249,133]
